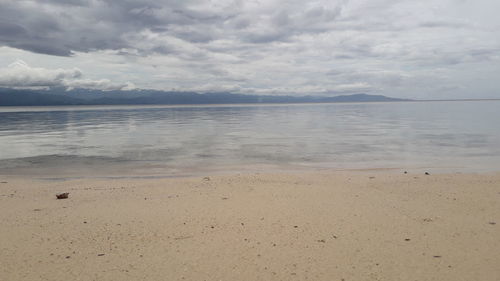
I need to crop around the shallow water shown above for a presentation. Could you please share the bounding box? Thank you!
[1,101,499,176]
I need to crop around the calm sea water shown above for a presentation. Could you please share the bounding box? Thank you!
[1,101,499,176]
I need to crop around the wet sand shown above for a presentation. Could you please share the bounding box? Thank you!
[0,170,499,281]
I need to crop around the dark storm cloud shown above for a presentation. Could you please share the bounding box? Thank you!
[38,0,89,6]
[0,0,225,56]
[0,22,28,37]
[1,0,468,60]
[0,0,349,56]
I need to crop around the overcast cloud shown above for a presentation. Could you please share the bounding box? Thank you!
[0,0,499,98]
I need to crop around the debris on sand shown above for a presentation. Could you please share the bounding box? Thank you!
[56,193,69,199]
[174,236,193,240]
[425,172,430,175]
[203,177,210,181]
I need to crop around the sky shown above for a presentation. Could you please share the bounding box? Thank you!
[0,0,499,99]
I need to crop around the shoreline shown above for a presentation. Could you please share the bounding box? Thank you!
[2,155,498,180]
[1,170,499,280]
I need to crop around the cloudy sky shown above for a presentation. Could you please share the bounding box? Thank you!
[0,0,499,99]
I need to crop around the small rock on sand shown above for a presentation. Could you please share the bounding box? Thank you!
[56,193,69,199]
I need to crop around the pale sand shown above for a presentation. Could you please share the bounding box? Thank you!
[0,171,499,281]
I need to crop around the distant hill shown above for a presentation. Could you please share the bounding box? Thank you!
[0,88,410,106]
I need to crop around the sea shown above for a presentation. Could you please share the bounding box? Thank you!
[1,100,499,177]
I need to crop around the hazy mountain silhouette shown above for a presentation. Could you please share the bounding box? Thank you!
[0,88,410,106]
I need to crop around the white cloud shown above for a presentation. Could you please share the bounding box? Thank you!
[0,60,135,91]
[0,60,81,87]
[63,79,136,91]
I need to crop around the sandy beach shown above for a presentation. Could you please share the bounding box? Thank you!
[0,170,499,281]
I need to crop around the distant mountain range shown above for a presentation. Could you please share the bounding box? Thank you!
[0,88,410,106]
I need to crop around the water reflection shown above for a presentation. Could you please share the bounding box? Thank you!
[1,101,500,174]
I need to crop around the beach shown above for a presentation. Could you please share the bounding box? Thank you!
[1,170,499,281]
[3,0,500,280]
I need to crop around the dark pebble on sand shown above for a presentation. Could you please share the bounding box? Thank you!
[98,254,105,256]
[56,193,69,199]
